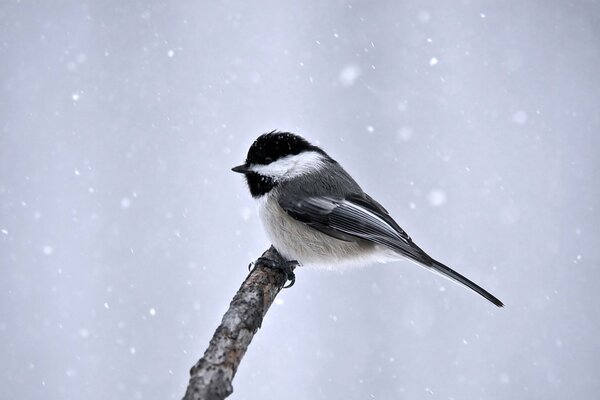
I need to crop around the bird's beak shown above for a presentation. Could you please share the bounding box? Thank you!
[232,164,251,174]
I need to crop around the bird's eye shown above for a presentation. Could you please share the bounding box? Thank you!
[264,157,273,163]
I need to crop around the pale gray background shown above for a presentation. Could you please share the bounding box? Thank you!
[1,1,599,399]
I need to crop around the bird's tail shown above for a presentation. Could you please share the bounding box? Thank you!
[427,258,504,307]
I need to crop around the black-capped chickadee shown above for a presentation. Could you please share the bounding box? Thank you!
[232,131,503,307]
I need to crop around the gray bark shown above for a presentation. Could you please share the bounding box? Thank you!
[182,246,289,400]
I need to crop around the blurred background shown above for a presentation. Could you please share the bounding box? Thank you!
[1,0,599,399]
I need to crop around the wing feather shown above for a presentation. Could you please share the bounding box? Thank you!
[279,192,504,307]
[279,194,427,261]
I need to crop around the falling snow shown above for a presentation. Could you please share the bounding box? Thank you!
[120,197,131,209]
[396,126,413,141]
[427,189,447,207]
[339,65,361,86]
[1,2,598,400]
[512,110,528,124]
[78,328,90,338]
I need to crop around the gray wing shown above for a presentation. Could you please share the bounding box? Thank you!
[278,192,429,262]
[279,192,505,307]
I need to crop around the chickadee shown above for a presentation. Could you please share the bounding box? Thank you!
[232,131,503,307]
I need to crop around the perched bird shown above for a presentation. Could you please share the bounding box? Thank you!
[232,131,503,307]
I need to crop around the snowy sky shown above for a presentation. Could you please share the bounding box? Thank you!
[1,1,599,399]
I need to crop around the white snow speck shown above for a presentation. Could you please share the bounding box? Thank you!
[129,346,136,355]
[409,202,417,210]
[499,372,510,384]
[120,197,131,209]
[480,12,487,18]
[104,302,110,309]
[418,10,431,22]
[78,328,90,338]
[396,126,413,141]
[88,187,95,193]
[74,169,80,176]
[42,245,54,255]
[500,206,520,225]
[240,207,252,221]
[427,189,447,207]
[339,65,361,86]
[71,93,80,101]
[65,368,76,378]
[149,308,156,316]
[249,71,261,83]
[429,57,439,66]
[1,229,7,235]
[167,49,174,58]
[366,125,374,133]
[512,110,528,124]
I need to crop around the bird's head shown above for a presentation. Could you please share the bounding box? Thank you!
[232,131,328,197]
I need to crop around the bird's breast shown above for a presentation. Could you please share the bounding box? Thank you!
[256,193,383,269]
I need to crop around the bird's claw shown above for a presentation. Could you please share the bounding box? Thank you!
[282,269,296,289]
[255,257,299,288]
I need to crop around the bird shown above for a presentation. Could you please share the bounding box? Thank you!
[232,131,503,307]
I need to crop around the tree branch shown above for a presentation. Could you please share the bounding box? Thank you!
[183,246,290,400]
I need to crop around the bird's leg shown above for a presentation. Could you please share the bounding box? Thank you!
[250,257,299,288]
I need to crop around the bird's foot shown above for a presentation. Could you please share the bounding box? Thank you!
[251,257,299,288]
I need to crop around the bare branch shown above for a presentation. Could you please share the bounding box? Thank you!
[183,246,289,400]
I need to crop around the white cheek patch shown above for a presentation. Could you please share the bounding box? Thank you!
[250,151,326,180]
